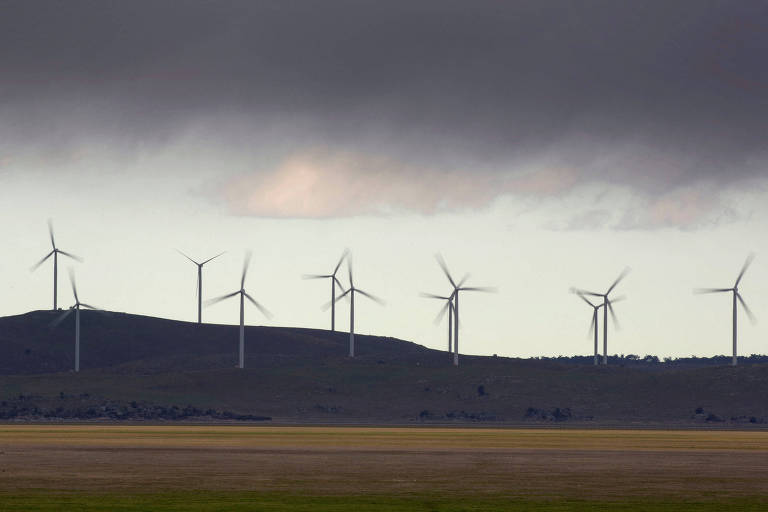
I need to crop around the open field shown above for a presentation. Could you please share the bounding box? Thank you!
[1,426,767,510]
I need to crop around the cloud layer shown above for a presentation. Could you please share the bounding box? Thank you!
[2,1,768,224]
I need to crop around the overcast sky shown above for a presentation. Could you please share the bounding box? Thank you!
[2,1,768,359]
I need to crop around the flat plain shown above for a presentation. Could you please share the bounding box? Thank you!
[1,425,767,511]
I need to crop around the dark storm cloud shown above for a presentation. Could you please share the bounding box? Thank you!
[2,0,767,219]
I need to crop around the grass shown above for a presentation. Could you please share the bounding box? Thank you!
[2,492,767,511]
[2,426,768,510]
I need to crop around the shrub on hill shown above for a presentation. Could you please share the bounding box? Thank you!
[0,398,270,422]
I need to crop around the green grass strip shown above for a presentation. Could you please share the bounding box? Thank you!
[1,493,766,512]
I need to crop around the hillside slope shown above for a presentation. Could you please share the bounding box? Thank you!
[0,310,440,374]
[2,310,768,426]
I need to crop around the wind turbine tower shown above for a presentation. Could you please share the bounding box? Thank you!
[206,252,272,369]
[435,254,496,367]
[695,254,756,366]
[329,256,383,357]
[177,249,225,324]
[303,249,349,331]
[420,292,455,362]
[577,294,604,365]
[51,269,98,372]
[571,268,629,365]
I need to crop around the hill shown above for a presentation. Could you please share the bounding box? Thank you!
[1,310,768,426]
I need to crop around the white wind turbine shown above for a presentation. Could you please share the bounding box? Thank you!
[695,254,756,367]
[327,256,384,357]
[575,292,624,365]
[571,268,629,365]
[435,254,496,367]
[303,249,349,331]
[177,249,225,324]
[51,269,98,372]
[31,220,83,310]
[420,291,455,362]
[205,252,272,369]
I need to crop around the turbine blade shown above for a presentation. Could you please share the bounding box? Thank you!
[588,313,596,338]
[322,288,351,311]
[570,287,603,298]
[694,288,732,294]
[420,292,451,300]
[50,308,73,328]
[176,249,199,265]
[333,248,349,276]
[202,251,225,265]
[435,253,457,288]
[356,289,385,305]
[79,303,99,310]
[347,256,354,289]
[68,268,78,303]
[607,300,621,330]
[459,286,497,293]
[333,276,346,293]
[48,219,56,249]
[736,293,757,324]
[58,250,83,263]
[244,292,273,319]
[734,253,755,287]
[578,294,596,308]
[610,294,627,304]
[457,273,471,288]
[30,251,54,271]
[302,274,332,280]
[606,267,631,294]
[241,251,252,288]
[204,290,240,306]
[433,301,450,325]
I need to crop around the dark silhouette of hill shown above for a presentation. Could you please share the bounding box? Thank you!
[2,310,768,426]
[0,310,440,374]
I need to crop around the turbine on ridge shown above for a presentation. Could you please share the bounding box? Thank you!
[435,254,497,367]
[51,269,99,372]
[570,267,629,365]
[205,252,272,369]
[303,249,349,331]
[177,249,225,324]
[326,255,384,358]
[695,254,756,366]
[420,291,455,362]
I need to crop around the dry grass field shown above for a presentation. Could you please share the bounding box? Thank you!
[1,426,767,510]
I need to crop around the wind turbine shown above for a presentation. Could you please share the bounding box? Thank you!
[420,291,455,362]
[51,269,98,372]
[576,293,624,365]
[303,249,349,331]
[205,252,272,369]
[695,254,756,367]
[177,249,225,324]
[31,220,83,310]
[577,294,604,366]
[435,254,496,367]
[570,268,630,365]
[327,256,383,357]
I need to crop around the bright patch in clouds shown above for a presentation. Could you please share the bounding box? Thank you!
[222,150,506,218]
